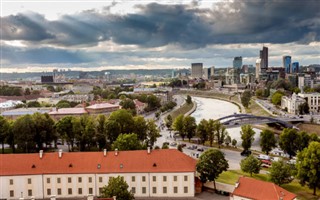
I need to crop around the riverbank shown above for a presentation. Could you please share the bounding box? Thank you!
[170,101,194,120]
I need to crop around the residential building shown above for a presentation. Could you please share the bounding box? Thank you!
[281,93,306,114]
[231,177,296,200]
[283,56,292,74]
[259,46,268,74]
[0,149,196,199]
[298,92,320,114]
[191,63,203,79]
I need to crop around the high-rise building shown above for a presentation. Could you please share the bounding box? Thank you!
[283,56,292,74]
[259,46,268,73]
[292,62,299,73]
[191,63,203,79]
[233,57,242,68]
[203,68,211,80]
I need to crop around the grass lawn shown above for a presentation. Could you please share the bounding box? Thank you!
[216,170,320,200]
[247,99,271,117]
[297,123,320,136]
[170,102,194,120]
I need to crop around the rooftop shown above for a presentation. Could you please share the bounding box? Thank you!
[86,103,119,110]
[1,107,52,116]
[49,107,88,115]
[0,149,196,176]
[232,177,296,200]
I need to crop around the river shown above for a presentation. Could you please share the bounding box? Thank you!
[191,97,261,150]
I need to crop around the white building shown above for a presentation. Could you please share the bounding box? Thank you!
[0,149,196,199]
[298,74,314,91]
[298,92,320,114]
[255,59,261,80]
[281,93,306,114]
[191,63,203,79]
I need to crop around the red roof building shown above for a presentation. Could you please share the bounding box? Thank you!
[231,177,296,200]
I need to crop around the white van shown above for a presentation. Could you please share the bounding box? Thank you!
[257,154,271,160]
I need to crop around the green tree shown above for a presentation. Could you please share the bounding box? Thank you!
[32,112,55,150]
[172,114,185,140]
[0,116,10,153]
[299,131,310,151]
[196,149,229,190]
[240,125,255,151]
[269,160,293,186]
[95,114,108,150]
[214,121,228,148]
[240,155,261,177]
[133,116,148,141]
[27,101,41,108]
[207,119,215,147]
[241,90,251,108]
[55,116,76,151]
[232,139,237,147]
[162,143,169,149]
[298,102,309,115]
[100,176,134,200]
[177,144,183,152]
[183,116,197,142]
[297,141,320,195]
[112,133,142,150]
[165,114,173,130]
[120,98,136,115]
[73,115,95,151]
[271,91,284,106]
[197,119,208,145]
[260,129,277,155]
[255,88,264,98]
[108,109,134,134]
[145,94,161,111]
[24,88,31,95]
[105,120,121,144]
[186,95,192,104]
[146,119,160,147]
[225,135,231,147]
[12,115,36,153]
[279,128,301,158]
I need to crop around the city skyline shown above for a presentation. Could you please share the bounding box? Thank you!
[1,0,319,73]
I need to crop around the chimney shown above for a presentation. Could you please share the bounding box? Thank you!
[147,146,151,154]
[115,148,118,156]
[39,150,43,159]
[58,149,63,158]
[103,149,107,157]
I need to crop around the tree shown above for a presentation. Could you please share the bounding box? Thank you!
[32,112,55,150]
[26,101,41,108]
[240,155,261,177]
[232,139,237,147]
[172,114,185,139]
[197,119,208,145]
[269,160,293,186]
[162,143,169,149]
[24,88,31,95]
[12,115,36,153]
[260,129,277,155]
[145,94,161,111]
[196,149,229,190]
[225,135,231,147]
[271,91,284,106]
[183,116,197,142]
[214,121,228,148]
[207,119,215,147]
[108,109,134,134]
[95,114,108,150]
[298,102,309,115]
[240,125,255,151]
[73,115,95,151]
[120,98,136,115]
[146,119,160,147]
[165,115,173,130]
[0,116,9,153]
[186,95,192,104]
[177,144,183,152]
[299,131,310,151]
[297,141,320,195]
[241,90,251,108]
[112,133,142,150]
[133,116,148,141]
[100,176,134,200]
[279,128,301,158]
[55,116,76,151]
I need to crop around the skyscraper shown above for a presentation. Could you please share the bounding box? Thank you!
[233,57,242,68]
[191,63,203,79]
[259,46,268,73]
[292,62,299,73]
[283,56,292,74]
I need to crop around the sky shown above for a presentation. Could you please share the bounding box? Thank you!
[1,0,320,73]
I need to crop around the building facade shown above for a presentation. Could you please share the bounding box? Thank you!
[259,46,268,74]
[281,93,306,114]
[283,56,292,74]
[0,149,196,199]
[298,93,320,114]
[191,63,203,79]
[291,62,299,73]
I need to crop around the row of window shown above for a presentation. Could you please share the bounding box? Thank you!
[9,175,189,185]
[9,186,189,197]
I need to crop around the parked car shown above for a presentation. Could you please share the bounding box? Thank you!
[170,142,177,146]
[197,148,204,152]
[240,150,252,156]
[261,160,272,168]
[257,154,271,160]
[180,143,187,148]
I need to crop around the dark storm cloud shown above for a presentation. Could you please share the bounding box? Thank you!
[1,0,319,48]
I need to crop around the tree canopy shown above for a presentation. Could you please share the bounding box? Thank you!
[100,176,134,200]
[240,155,261,177]
[240,125,255,151]
[269,160,293,186]
[260,129,277,155]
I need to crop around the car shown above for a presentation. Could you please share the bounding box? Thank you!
[180,143,187,148]
[257,154,271,160]
[240,150,252,156]
[197,148,204,152]
[170,142,177,146]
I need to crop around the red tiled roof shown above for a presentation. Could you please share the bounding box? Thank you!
[0,149,196,176]
[134,99,146,107]
[232,177,296,200]
[86,103,119,109]
[49,108,88,115]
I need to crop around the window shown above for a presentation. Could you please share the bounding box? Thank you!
[10,190,14,197]
[163,176,167,182]
[174,187,178,193]
[153,176,156,181]
[132,176,135,182]
[152,187,157,194]
[57,178,61,184]
[28,178,32,184]
[68,177,72,183]
[174,176,177,181]
[47,189,51,196]
[163,187,167,194]
[99,177,103,182]
[47,178,50,184]
[57,188,62,195]
[88,177,92,183]
[89,188,93,194]
[142,176,146,182]
[184,186,188,193]
[9,179,13,185]
[142,187,146,194]
[68,188,72,195]
[78,188,82,195]
[131,187,136,194]
[78,177,82,183]
[184,175,188,181]
[28,189,32,196]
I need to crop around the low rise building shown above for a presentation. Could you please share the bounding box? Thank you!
[281,93,306,114]
[1,108,52,120]
[85,103,119,115]
[0,149,196,199]
[298,92,320,114]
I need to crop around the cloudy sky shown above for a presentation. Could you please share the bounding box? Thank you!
[1,0,319,72]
